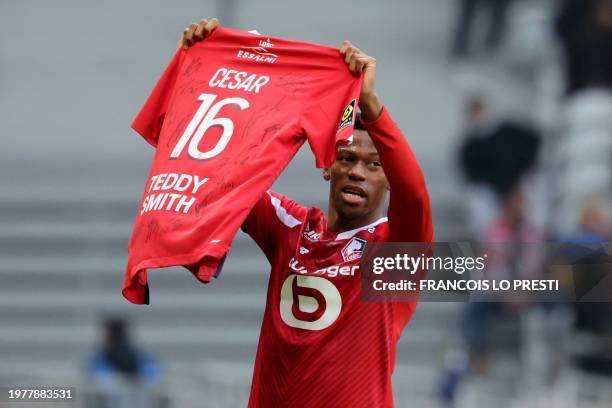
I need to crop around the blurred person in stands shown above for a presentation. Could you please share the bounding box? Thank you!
[560,198,611,244]
[556,199,611,334]
[86,317,162,408]
[445,94,543,406]
[551,199,610,308]
[553,199,612,398]
[555,0,612,95]
[438,187,545,407]
[464,187,545,373]
[456,96,498,239]
[534,197,612,390]
[458,95,540,239]
[451,0,515,58]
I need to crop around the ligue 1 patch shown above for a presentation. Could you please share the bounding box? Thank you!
[336,99,356,134]
[341,237,367,262]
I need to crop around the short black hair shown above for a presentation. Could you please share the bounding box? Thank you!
[354,111,366,131]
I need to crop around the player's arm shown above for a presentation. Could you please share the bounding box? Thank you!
[340,42,434,243]
[362,103,434,243]
[178,18,220,49]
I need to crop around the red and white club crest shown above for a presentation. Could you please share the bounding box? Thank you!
[341,237,367,262]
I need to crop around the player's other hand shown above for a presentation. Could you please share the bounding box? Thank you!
[179,18,220,50]
[339,41,382,121]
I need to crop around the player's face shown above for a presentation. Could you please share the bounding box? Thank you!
[328,130,389,221]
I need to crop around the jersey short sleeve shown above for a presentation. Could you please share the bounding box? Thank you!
[132,48,186,147]
[300,60,363,168]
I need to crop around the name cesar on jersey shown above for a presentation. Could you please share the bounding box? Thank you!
[209,67,270,94]
[289,257,359,278]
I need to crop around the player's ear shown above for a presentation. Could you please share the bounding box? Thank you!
[323,168,331,181]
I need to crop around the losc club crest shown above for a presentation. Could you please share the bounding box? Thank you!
[341,237,367,262]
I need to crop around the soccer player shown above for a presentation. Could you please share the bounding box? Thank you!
[180,18,434,408]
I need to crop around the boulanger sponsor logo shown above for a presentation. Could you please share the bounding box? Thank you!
[280,274,342,331]
[337,99,356,133]
[289,258,359,278]
[341,237,367,262]
[237,37,278,64]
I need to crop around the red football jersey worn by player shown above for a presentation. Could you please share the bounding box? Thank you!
[124,27,363,304]
[242,107,434,408]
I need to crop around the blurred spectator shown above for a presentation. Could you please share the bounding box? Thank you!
[556,199,611,333]
[85,317,163,408]
[555,0,612,95]
[439,187,546,406]
[560,198,611,243]
[458,96,540,238]
[451,0,514,58]
[437,349,469,408]
[459,97,540,197]
[552,199,612,402]
[463,187,545,370]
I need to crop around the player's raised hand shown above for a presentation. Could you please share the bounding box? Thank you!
[339,41,382,121]
[179,18,220,50]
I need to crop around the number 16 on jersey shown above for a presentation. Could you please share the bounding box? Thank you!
[170,93,250,160]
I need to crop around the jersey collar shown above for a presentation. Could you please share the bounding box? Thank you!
[333,217,388,241]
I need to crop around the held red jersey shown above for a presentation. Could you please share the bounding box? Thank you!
[123,27,363,304]
[242,107,434,408]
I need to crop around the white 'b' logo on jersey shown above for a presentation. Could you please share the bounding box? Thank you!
[279,275,341,331]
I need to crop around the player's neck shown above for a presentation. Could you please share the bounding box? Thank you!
[327,208,384,235]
